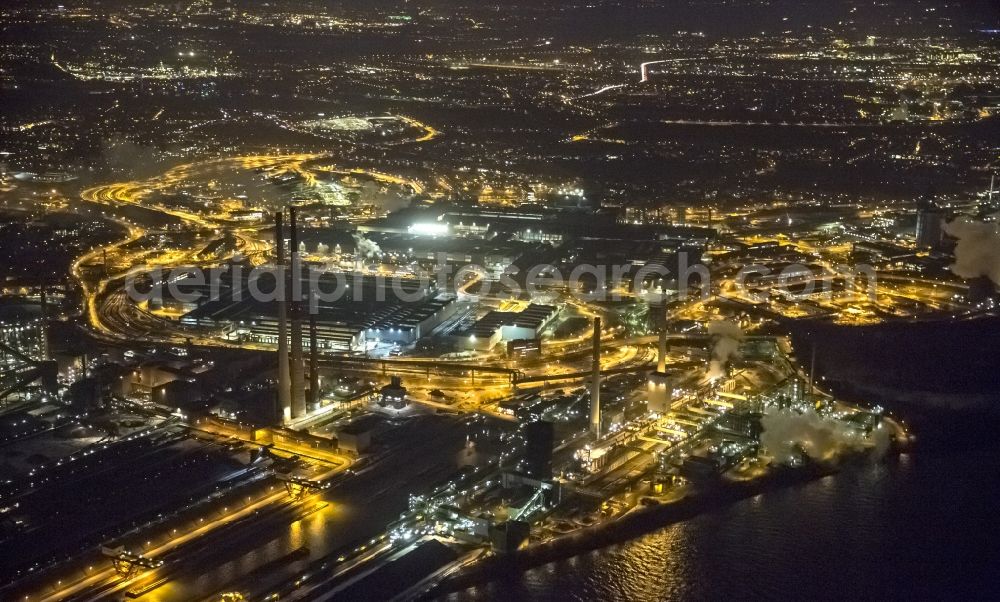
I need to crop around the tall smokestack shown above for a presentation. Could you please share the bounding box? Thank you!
[808,343,817,402]
[289,206,307,418]
[39,285,49,361]
[274,211,292,423]
[309,312,319,409]
[656,323,667,374]
[656,297,669,374]
[647,302,673,414]
[590,317,602,438]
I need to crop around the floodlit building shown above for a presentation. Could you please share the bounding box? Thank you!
[179,271,463,352]
[336,416,378,454]
[453,304,558,351]
[378,376,408,409]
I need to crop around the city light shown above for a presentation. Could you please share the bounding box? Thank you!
[0,2,992,600]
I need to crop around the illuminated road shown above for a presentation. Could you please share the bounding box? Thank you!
[70,221,147,339]
[398,115,441,143]
[37,491,296,602]
[639,58,699,82]
[89,415,468,602]
[69,146,688,397]
[73,152,429,344]
[33,438,351,602]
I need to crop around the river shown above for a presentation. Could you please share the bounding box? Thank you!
[443,413,1000,600]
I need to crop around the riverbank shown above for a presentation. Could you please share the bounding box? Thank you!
[425,451,893,599]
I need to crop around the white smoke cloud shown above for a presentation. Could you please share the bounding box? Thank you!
[761,408,873,464]
[707,361,725,380]
[706,319,743,380]
[870,419,893,461]
[352,233,383,259]
[942,217,1000,285]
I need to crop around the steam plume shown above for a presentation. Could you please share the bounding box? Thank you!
[706,319,743,380]
[943,217,1000,285]
[760,408,892,464]
[352,232,383,259]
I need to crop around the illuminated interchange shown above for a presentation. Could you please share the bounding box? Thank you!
[0,1,998,600]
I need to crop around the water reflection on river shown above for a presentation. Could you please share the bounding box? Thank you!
[448,445,1000,601]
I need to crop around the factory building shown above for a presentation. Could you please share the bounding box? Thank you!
[916,203,945,250]
[453,304,558,351]
[336,415,379,454]
[180,271,462,352]
[378,376,408,410]
[522,420,554,480]
[0,306,57,402]
[0,317,47,362]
